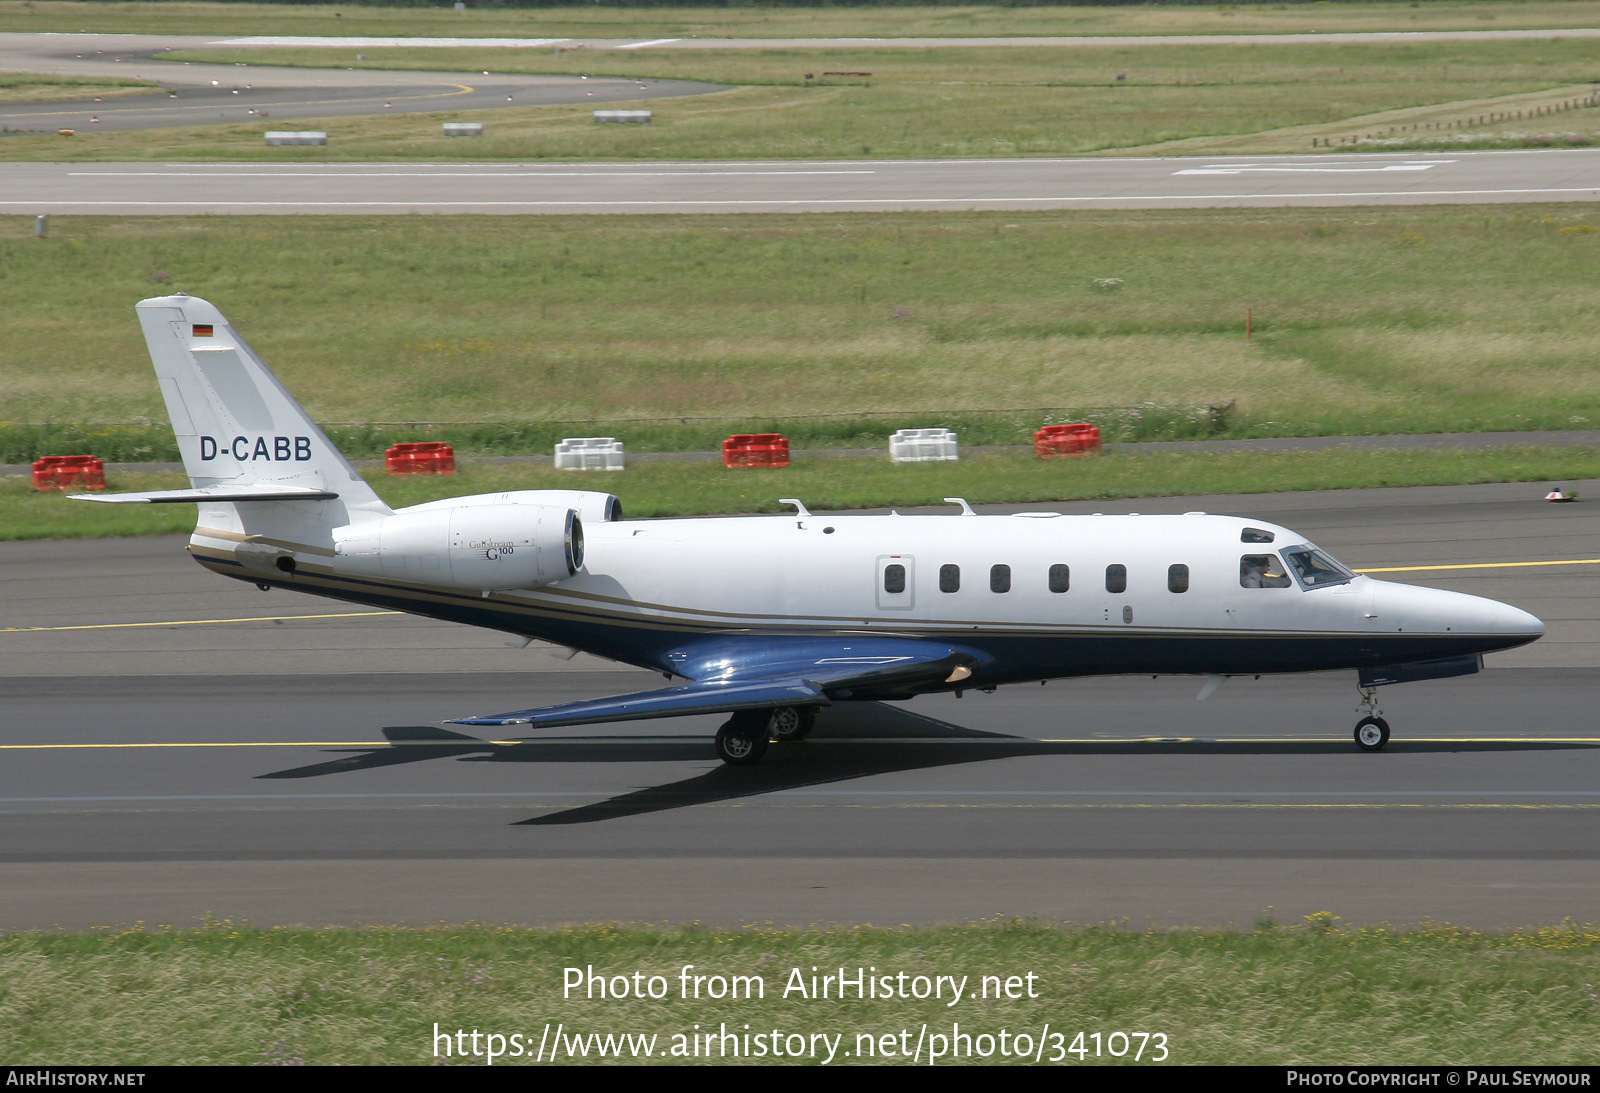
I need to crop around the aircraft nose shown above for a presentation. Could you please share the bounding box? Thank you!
[1484,598,1545,640]
[1370,581,1544,647]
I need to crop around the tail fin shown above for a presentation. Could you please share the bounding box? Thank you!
[136,294,382,504]
[79,295,390,543]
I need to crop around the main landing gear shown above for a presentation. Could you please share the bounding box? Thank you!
[1353,686,1390,752]
[713,706,816,765]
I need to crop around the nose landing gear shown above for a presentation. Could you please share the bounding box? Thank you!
[1353,686,1389,751]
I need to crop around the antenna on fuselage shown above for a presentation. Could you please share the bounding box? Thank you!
[943,497,976,516]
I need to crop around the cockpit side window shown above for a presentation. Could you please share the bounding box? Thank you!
[1284,546,1355,588]
[1239,554,1292,588]
[1241,527,1276,544]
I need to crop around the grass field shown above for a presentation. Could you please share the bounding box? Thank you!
[4,207,1600,439]
[0,73,155,104]
[9,1,1600,41]
[5,918,1600,1065]
[9,36,1583,162]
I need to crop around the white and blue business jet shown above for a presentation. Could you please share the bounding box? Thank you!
[78,294,1545,764]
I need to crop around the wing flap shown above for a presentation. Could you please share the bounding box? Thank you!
[450,677,826,729]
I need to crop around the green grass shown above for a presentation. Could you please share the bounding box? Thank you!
[12,36,1582,162]
[11,445,1598,540]
[10,1,1600,41]
[4,207,1600,442]
[0,73,156,104]
[5,917,1600,1064]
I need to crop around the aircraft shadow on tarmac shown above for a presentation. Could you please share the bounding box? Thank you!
[253,703,1600,826]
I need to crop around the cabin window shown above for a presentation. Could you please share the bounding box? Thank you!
[1168,564,1190,594]
[939,564,961,593]
[1240,554,1292,588]
[1242,527,1276,544]
[1048,564,1070,593]
[883,563,906,595]
[990,564,1011,593]
[1105,564,1127,594]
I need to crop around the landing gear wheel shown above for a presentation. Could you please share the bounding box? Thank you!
[1354,716,1390,752]
[769,706,816,743]
[715,718,770,766]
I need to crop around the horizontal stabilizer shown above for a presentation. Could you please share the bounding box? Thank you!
[450,677,827,729]
[71,485,339,504]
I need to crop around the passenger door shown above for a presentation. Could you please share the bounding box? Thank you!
[876,555,916,611]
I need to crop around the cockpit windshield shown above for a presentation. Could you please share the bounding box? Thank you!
[1282,545,1356,588]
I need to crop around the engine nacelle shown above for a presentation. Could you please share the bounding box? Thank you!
[333,504,582,591]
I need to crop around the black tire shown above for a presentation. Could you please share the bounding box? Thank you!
[715,720,769,766]
[769,706,816,743]
[1354,715,1390,752]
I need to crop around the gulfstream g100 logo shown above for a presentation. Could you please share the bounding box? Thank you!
[469,539,515,562]
[200,435,313,461]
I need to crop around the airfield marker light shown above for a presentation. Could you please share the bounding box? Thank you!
[34,215,45,238]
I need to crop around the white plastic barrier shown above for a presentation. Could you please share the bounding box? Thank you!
[443,122,483,136]
[593,110,652,123]
[889,428,959,463]
[555,437,625,471]
[264,131,327,146]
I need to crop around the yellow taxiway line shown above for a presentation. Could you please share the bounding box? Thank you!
[1,610,402,633]
[1358,558,1600,573]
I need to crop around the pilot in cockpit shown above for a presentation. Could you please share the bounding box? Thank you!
[1240,555,1293,588]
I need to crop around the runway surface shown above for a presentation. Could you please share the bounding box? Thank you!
[3,482,1598,930]
[6,149,1598,215]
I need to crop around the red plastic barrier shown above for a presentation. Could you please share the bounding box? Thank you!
[1034,423,1102,459]
[385,441,456,475]
[32,454,105,491]
[722,433,790,469]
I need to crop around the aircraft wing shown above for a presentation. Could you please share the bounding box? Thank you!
[449,637,984,729]
[450,677,827,729]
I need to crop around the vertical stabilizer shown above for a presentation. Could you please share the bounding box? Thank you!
[134,294,391,541]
